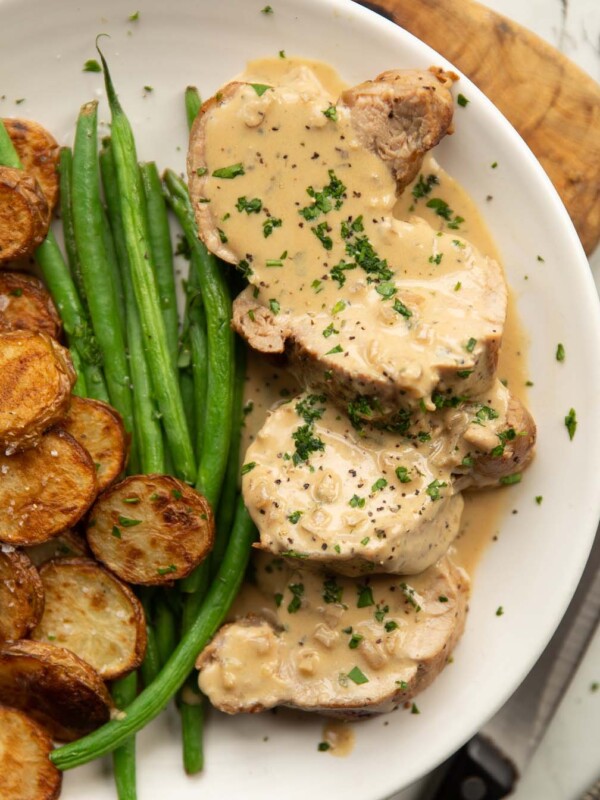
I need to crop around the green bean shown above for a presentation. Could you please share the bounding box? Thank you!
[51,498,256,770]
[179,369,197,452]
[215,336,247,568]
[185,86,202,130]
[155,598,176,666]
[163,169,233,506]
[111,672,138,800]
[97,44,195,483]
[72,101,134,433]
[0,120,109,402]
[183,258,208,461]
[58,147,87,306]
[140,162,179,368]
[180,681,205,774]
[100,142,165,474]
[139,624,161,689]
[68,345,87,398]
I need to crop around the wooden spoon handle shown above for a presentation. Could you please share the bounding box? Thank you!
[359,0,600,254]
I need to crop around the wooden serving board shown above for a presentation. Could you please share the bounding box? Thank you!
[357,0,600,255]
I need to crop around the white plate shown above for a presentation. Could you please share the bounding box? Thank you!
[2,0,600,797]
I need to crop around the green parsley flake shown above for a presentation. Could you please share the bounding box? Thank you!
[393,299,412,318]
[535,495,543,505]
[157,565,177,576]
[496,606,504,616]
[556,343,565,362]
[412,174,439,200]
[322,104,337,121]
[83,59,101,72]
[323,323,338,338]
[212,163,245,179]
[384,620,398,632]
[347,666,369,685]
[499,473,521,486]
[241,462,257,475]
[318,742,331,752]
[349,495,365,509]
[395,466,411,483]
[357,585,374,608]
[371,478,387,492]
[263,217,282,237]
[323,577,343,604]
[466,337,477,353]
[426,479,447,501]
[111,526,122,539]
[400,582,421,612]
[250,83,271,96]
[287,510,302,524]
[236,196,262,214]
[375,281,397,299]
[128,11,139,21]
[331,299,346,315]
[565,408,577,440]
[411,703,420,714]
[348,633,363,649]
[325,344,343,355]
[287,583,304,613]
[457,93,469,107]
[279,49,286,58]
[171,489,183,500]
[261,5,273,13]
[269,298,280,315]
[118,516,141,527]
[274,593,283,607]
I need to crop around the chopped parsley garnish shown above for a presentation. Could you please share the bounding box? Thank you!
[384,620,398,632]
[330,259,356,288]
[9,288,23,297]
[499,473,521,486]
[312,221,333,250]
[236,260,253,278]
[360,536,370,546]
[411,703,420,714]
[556,343,565,362]
[322,323,338,338]
[371,478,387,492]
[299,170,346,221]
[279,49,286,58]
[425,198,464,229]
[196,167,208,177]
[83,59,101,72]
[123,496,140,504]
[395,466,412,483]
[456,370,473,378]
[111,526,122,539]
[266,259,283,267]
[157,565,177,576]
[357,584,374,608]
[287,583,304,613]
[236,196,262,214]
[396,680,408,690]
[212,163,245,179]
[322,104,337,121]
[466,337,477,353]
[287,511,303,524]
[393,299,412,318]
[269,298,280,314]
[457,93,469,107]
[565,408,577,440]
[118,516,142,527]
[345,233,393,283]
[217,228,228,243]
[263,217,282,237]
[349,494,365,509]
[462,455,474,468]
[348,633,363,649]
[250,83,271,96]
[428,253,443,265]
[274,593,283,607]
[347,666,369,685]
[241,462,257,475]
[375,281,397,298]
[291,424,325,465]
[323,577,343,604]
[491,161,498,169]
[537,255,545,262]
[400,582,422,612]
[261,4,273,13]
[128,11,139,21]
[331,299,346,315]
[454,281,462,291]
[475,405,499,422]
[535,495,543,505]
[412,174,438,200]
[341,216,364,238]
[347,395,379,429]
[438,595,449,603]
[425,479,447,501]
[374,603,389,622]
[295,394,326,424]
[325,344,343,355]
[171,489,183,500]
[318,742,331,752]
[496,606,504,616]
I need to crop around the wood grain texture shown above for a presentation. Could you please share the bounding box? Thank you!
[358,0,600,254]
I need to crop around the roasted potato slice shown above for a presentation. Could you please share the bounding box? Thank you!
[61,397,128,493]
[0,548,44,642]
[32,558,146,679]
[0,271,61,338]
[0,639,112,741]
[0,429,97,546]
[0,165,49,263]
[25,529,90,567]
[0,330,75,453]
[3,118,60,213]
[87,475,214,585]
[0,706,62,800]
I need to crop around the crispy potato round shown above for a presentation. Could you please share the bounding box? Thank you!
[61,397,128,493]
[0,706,62,800]
[0,429,98,546]
[25,530,90,567]
[3,118,60,213]
[87,475,214,585]
[0,639,112,741]
[0,166,49,262]
[32,558,146,680]
[0,548,44,642]
[0,330,76,453]
[0,271,61,338]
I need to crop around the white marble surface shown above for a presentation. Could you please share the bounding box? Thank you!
[394,2,600,798]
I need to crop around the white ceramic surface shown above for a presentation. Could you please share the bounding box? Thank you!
[1,1,600,797]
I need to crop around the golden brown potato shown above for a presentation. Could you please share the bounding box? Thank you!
[0,166,49,262]
[61,397,129,493]
[0,639,112,742]
[32,558,146,680]
[0,549,44,642]
[25,530,90,567]
[0,706,62,800]
[0,430,98,546]
[87,475,214,585]
[3,118,60,213]
[0,271,61,339]
[0,330,75,453]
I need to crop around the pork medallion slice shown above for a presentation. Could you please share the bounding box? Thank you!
[242,384,535,576]
[196,552,469,719]
[188,66,507,414]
